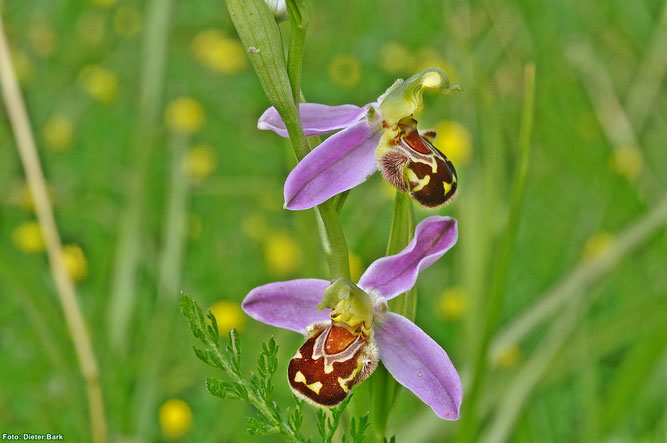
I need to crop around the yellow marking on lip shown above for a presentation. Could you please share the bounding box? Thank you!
[294,371,323,394]
[406,168,430,192]
[337,361,364,393]
[443,180,453,195]
[294,350,302,359]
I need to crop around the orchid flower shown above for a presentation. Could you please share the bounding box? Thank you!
[242,216,462,420]
[258,67,462,210]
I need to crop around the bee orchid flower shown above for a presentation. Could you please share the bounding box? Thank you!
[242,216,462,420]
[258,67,462,210]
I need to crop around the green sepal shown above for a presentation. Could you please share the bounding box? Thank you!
[379,67,462,126]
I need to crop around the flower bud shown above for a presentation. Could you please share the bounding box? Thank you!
[265,0,288,22]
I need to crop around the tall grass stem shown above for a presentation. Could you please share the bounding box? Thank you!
[0,12,108,443]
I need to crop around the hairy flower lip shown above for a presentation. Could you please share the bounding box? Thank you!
[242,216,462,420]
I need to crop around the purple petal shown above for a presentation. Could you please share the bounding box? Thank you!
[284,121,382,210]
[242,279,331,333]
[258,103,370,137]
[375,312,462,420]
[358,216,457,299]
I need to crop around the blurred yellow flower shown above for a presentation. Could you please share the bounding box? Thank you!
[496,344,521,368]
[12,50,33,84]
[28,23,56,57]
[113,5,141,37]
[349,252,363,282]
[432,120,473,166]
[92,0,116,8]
[76,12,106,47]
[62,244,88,282]
[264,232,302,277]
[209,300,246,332]
[415,48,458,83]
[9,183,56,212]
[43,115,74,151]
[437,287,467,320]
[78,65,119,103]
[379,41,413,74]
[610,146,642,181]
[328,54,362,88]
[192,30,247,74]
[12,221,44,254]
[241,213,269,242]
[581,231,614,262]
[165,97,205,134]
[158,398,192,440]
[185,145,217,183]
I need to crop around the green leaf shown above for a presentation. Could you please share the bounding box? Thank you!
[192,346,221,369]
[206,310,219,342]
[206,377,247,400]
[179,294,207,343]
[247,417,279,435]
[349,414,370,443]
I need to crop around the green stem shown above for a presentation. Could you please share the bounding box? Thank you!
[368,191,414,440]
[133,133,190,438]
[108,0,174,353]
[285,0,311,105]
[457,64,536,441]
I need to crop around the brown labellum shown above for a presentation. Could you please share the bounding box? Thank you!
[288,322,377,407]
[378,125,458,208]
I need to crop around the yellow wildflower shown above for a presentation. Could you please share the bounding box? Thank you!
[379,41,413,74]
[43,114,74,151]
[76,12,106,47]
[581,231,614,262]
[113,5,141,37]
[437,287,467,320]
[496,344,521,368]
[185,145,217,183]
[209,300,245,332]
[158,398,192,440]
[264,232,302,277]
[610,146,642,181]
[12,221,44,254]
[9,183,56,212]
[165,97,205,134]
[78,65,119,103]
[191,30,247,74]
[241,213,269,242]
[328,54,362,88]
[62,244,88,282]
[432,120,473,166]
[28,23,56,57]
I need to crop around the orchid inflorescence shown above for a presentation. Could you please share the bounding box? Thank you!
[182,0,467,433]
[243,68,465,420]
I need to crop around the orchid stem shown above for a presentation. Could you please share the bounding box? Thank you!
[367,190,415,440]
[0,12,107,443]
[457,64,536,441]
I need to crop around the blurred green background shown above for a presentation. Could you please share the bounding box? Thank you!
[1,0,666,441]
